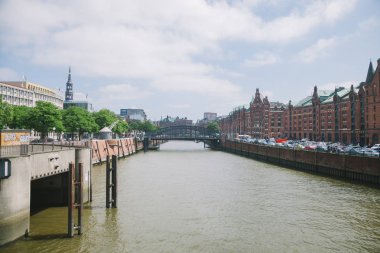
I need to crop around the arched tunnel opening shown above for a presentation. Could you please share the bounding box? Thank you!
[30,172,69,215]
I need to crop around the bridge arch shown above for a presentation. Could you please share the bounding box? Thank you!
[146,125,219,141]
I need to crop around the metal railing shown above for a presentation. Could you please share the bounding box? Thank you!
[0,145,29,157]
[0,143,77,158]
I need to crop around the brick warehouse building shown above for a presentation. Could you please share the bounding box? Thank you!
[220,59,380,146]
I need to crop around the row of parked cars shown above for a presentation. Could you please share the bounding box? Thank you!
[234,136,380,158]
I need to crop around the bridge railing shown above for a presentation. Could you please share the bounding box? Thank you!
[0,144,77,158]
[0,145,29,158]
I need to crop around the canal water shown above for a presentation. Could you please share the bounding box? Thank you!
[2,141,380,252]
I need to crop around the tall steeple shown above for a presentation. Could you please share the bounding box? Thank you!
[365,60,374,84]
[65,67,73,101]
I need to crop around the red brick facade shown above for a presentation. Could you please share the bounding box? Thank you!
[220,59,380,146]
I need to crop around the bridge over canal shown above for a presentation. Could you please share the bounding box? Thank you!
[145,125,221,150]
[147,125,220,141]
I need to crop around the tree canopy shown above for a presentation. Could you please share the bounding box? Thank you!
[129,120,158,132]
[93,109,118,129]
[9,105,32,129]
[62,106,98,139]
[1,101,160,139]
[0,97,13,129]
[207,121,220,133]
[113,120,129,135]
[29,101,63,140]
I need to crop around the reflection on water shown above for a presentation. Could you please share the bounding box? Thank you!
[2,141,380,252]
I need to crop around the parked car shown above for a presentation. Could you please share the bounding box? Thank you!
[363,149,380,157]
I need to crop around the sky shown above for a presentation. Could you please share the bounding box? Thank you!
[0,0,379,121]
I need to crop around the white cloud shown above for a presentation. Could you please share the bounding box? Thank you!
[97,83,152,100]
[0,67,19,80]
[298,37,338,63]
[0,0,360,118]
[357,17,379,32]
[152,74,242,100]
[261,90,274,99]
[167,104,192,109]
[243,52,278,67]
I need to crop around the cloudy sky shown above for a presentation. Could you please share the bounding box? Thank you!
[0,0,379,121]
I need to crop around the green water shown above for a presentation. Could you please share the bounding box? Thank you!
[2,141,380,252]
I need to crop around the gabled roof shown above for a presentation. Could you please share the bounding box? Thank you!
[318,89,334,102]
[295,96,312,107]
[270,101,285,108]
[321,87,351,104]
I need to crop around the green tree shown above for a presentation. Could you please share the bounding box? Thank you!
[0,97,13,129]
[128,120,158,132]
[141,120,158,132]
[129,120,142,131]
[9,105,32,129]
[207,121,220,133]
[63,106,98,140]
[93,109,117,129]
[29,101,63,140]
[113,120,129,136]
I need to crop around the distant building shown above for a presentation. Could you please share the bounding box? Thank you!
[0,81,63,108]
[120,109,147,122]
[204,112,217,121]
[63,100,93,111]
[158,116,192,128]
[220,59,380,146]
[63,68,93,111]
[198,112,218,127]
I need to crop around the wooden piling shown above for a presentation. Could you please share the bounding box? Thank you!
[68,163,74,237]
[68,162,83,237]
[106,155,117,208]
[112,155,117,208]
[106,156,111,208]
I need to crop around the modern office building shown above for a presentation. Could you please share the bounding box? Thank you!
[120,109,147,122]
[0,81,63,108]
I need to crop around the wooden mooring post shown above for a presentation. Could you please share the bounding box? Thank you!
[106,155,117,208]
[68,162,83,237]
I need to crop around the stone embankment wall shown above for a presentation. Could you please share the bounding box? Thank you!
[0,148,91,246]
[222,140,380,186]
[90,138,143,164]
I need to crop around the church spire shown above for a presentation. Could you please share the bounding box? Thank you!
[65,67,73,101]
[67,67,72,84]
[365,60,374,84]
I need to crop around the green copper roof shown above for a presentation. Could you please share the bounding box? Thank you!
[294,96,312,107]
[321,87,351,104]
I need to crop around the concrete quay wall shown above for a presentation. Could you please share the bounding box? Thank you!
[0,148,91,246]
[222,140,380,186]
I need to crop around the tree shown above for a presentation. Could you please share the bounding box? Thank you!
[140,120,158,132]
[113,120,129,136]
[93,109,117,129]
[0,97,13,129]
[63,106,98,140]
[207,121,220,133]
[129,120,142,131]
[29,101,63,140]
[129,120,158,132]
[9,105,32,129]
